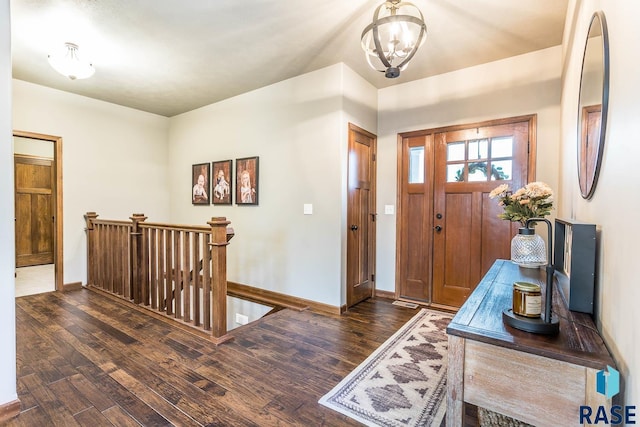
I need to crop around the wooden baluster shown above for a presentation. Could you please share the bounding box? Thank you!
[84,212,98,287]
[123,224,131,300]
[107,224,113,293]
[95,223,101,290]
[99,224,106,291]
[150,227,157,310]
[158,228,166,312]
[202,231,211,331]
[193,232,201,327]
[173,230,182,318]
[141,226,149,305]
[208,217,231,340]
[112,224,118,293]
[182,231,191,322]
[130,213,147,304]
[115,225,121,296]
[116,225,122,296]
[165,229,174,316]
[124,224,131,299]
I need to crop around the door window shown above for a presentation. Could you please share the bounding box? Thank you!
[446,136,513,182]
[408,146,425,184]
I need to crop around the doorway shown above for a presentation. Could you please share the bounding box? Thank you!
[396,115,536,309]
[13,131,63,294]
[346,123,377,308]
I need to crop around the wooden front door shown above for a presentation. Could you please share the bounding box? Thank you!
[15,155,55,267]
[397,116,534,308]
[346,123,377,307]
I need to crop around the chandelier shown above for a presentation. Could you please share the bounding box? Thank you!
[48,42,95,80]
[361,0,427,78]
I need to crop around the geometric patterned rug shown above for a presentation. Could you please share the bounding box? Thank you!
[319,309,452,426]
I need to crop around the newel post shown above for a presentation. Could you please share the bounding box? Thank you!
[84,212,99,286]
[208,217,231,339]
[130,213,148,304]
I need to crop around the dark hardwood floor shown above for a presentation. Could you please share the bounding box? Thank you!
[8,289,476,426]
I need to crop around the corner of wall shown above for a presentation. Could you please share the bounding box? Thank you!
[0,0,18,408]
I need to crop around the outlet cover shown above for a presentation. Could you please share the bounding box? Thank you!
[235,313,249,325]
[303,204,313,215]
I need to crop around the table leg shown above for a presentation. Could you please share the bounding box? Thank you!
[447,335,465,427]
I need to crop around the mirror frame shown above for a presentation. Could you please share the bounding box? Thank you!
[577,11,609,200]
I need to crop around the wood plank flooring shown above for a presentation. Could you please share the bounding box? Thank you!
[9,289,476,426]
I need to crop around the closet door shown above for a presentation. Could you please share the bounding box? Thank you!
[15,155,54,267]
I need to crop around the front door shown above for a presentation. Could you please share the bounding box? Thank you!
[346,123,377,307]
[15,155,55,267]
[397,116,534,308]
[432,120,530,307]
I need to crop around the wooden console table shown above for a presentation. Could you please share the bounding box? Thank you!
[446,259,615,426]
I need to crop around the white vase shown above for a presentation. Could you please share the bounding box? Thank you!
[511,227,547,268]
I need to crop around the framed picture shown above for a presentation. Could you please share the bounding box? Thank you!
[192,162,210,205]
[211,160,233,205]
[235,156,259,205]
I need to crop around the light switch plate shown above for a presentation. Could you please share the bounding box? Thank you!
[384,205,395,215]
[304,204,313,215]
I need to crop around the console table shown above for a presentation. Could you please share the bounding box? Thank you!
[446,259,615,426]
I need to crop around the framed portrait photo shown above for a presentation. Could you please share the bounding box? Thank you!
[235,156,259,205]
[211,160,233,205]
[192,163,210,205]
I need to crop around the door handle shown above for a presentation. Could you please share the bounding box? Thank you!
[351,225,359,231]
[434,225,442,232]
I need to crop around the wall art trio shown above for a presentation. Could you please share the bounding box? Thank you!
[191,156,258,206]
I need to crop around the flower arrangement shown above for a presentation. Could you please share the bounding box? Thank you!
[489,181,554,226]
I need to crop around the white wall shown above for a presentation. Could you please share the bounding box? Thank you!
[560,0,639,405]
[168,64,377,307]
[0,0,17,409]
[12,80,171,285]
[375,46,563,292]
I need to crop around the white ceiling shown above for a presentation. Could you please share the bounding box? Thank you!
[10,0,569,117]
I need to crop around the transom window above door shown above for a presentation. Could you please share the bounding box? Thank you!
[446,136,513,182]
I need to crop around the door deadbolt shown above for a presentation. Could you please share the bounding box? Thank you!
[351,225,359,231]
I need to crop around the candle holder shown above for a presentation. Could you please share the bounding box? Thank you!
[503,218,560,335]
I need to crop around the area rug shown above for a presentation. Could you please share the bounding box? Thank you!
[319,309,451,427]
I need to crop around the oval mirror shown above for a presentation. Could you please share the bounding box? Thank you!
[577,11,609,199]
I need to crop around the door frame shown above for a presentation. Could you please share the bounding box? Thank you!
[394,114,537,305]
[13,130,63,292]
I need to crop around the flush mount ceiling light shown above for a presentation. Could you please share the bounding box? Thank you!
[48,42,95,80]
[361,0,427,78]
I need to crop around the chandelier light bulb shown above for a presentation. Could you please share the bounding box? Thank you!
[48,42,95,80]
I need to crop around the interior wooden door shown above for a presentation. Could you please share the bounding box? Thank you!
[432,119,531,307]
[579,104,602,195]
[347,123,377,307]
[15,155,54,267]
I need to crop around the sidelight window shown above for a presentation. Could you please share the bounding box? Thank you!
[408,146,425,183]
